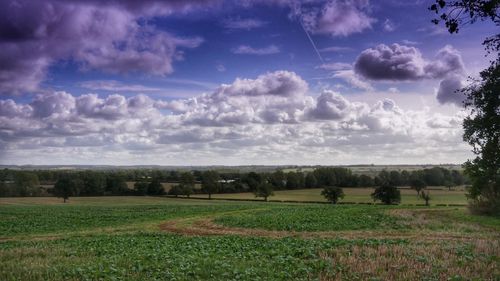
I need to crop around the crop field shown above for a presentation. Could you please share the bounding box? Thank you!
[192,187,468,205]
[0,196,498,280]
[281,165,462,176]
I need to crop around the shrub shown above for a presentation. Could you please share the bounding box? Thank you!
[371,184,401,205]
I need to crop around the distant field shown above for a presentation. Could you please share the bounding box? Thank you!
[192,187,468,205]
[281,164,462,175]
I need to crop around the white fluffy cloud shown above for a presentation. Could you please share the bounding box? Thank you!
[0,71,469,165]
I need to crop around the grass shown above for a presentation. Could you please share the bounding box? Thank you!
[192,187,468,205]
[0,233,407,281]
[215,205,406,232]
[0,197,498,280]
[0,199,259,238]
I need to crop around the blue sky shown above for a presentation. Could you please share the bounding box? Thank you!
[0,0,495,165]
[43,1,492,97]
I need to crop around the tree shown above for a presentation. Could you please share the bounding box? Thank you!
[444,180,455,191]
[305,173,318,188]
[168,184,183,197]
[182,184,194,198]
[358,174,374,187]
[134,181,149,195]
[254,182,274,201]
[14,172,40,197]
[81,172,105,196]
[269,170,286,189]
[245,172,262,191]
[430,0,500,214]
[105,175,128,195]
[371,184,401,205]
[462,62,500,214]
[201,170,220,199]
[147,178,165,195]
[53,177,76,203]
[429,0,499,51]
[420,191,432,206]
[313,168,337,187]
[286,172,303,189]
[179,172,195,198]
[423,167,445,186]
[389,171,403,186]
[321,186,345,204]
[451,170,465,186]
[410,179,427,196]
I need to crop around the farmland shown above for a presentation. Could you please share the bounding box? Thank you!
[1,197,499,280]
[192,187,468,205]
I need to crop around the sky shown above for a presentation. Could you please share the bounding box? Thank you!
[0,0,496,165]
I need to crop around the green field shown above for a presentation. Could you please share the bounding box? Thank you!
[192,187,468,205]
[0,197,498,280]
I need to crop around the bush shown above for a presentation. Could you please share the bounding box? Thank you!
[371,184,401,205]
[321,186,344,204]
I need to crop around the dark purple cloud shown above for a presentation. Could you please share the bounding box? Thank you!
[436,76,466,106]
[353,44,464,81]
[0,0,207,94]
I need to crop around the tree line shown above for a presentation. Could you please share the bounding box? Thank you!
[0,167,467,201]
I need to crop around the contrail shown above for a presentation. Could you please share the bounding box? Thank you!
[299,18,325,64]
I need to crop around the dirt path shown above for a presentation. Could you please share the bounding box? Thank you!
[159,215,497,241]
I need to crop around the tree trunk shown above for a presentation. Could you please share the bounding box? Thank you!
[63,198,67,203]
[209,193,212,200]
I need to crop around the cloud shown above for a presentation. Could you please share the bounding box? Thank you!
[301,0,375,37]
[353,44,465,81]
[216,63,226,72]
[306,90,357,120]
[0,99,32,118]
[318,62,352,71]
[383,19,396,32]
[319,46,354,52]
[424,45,465,79]
[222,18,268,30]
[436,76,466,106]
[0,70,469,165]
[80,80,161,92]
[401,39,419,45]
[31,92,75,119]
[168,71,310,125]
[232,45,280,55]
[0,0,207,94]
[332,70,373,91]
